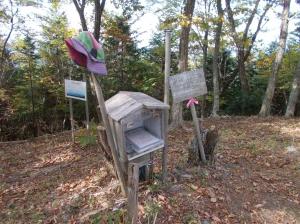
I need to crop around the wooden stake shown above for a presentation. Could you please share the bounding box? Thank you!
[83,74,90,130]
[162,110,168,182]
[68,73,75,143]
[164,30,171,105]
[69,98,75,143]
[91,73,127,195]
[162,29,171,182]
[128,163,139,224]
[190,104,206,163]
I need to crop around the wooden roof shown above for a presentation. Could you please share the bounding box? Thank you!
[105,91,169,121]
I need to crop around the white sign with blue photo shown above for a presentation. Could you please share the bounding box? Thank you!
[65,79,87,101]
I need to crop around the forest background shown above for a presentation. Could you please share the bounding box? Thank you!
[1,0,300,141]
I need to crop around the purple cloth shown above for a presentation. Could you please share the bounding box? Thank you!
[66,37,107,75]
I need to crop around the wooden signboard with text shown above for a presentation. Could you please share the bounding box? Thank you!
[168,68,207,163]
[168,69,207,103]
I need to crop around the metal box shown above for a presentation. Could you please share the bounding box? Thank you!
[105,91,169,173]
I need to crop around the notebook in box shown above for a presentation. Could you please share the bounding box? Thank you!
[126,128,162,153]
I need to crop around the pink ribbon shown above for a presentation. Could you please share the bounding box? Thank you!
[186,97,199,108]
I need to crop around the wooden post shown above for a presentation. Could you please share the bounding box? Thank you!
[68,73,75,143]
[190,103,206,163]
[162,29,171,182]
[69,98,75,143]
[164,29,171,105]
[128,163,139,224]
[91,73,127,196]
[83,74,90,130]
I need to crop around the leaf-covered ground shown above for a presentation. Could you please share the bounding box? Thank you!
[0,117,299,223]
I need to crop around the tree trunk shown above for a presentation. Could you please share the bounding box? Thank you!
[259,0,290,117]
[93,0,106,41]
[171,0,196,128]
[237,49,250,93]
[0,0,15,87]
[200,28,209,119]
[285,61,300,117]
[72,0,88,31]
[225,0,272,95]
[212,0,223,117]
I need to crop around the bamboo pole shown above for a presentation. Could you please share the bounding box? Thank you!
[91,73,127,196]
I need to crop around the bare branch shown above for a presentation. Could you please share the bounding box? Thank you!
[72,0,88,31]
[245,3,272,60]
[243,0,260,41]
[225,0,240,46]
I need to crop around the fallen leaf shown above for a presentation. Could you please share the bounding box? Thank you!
[211,197,217,203]
[254,204,263,208]
[212,215,221,222]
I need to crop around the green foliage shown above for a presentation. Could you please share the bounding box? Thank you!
[75,122,98,147]
[182,212,199,224]
[144,200,161,223]
[101,14,164,100]
[77,135,97,147]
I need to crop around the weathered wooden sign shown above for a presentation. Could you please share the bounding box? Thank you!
[168,69,207,103]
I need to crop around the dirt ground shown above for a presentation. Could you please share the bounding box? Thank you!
[0,117,299,224]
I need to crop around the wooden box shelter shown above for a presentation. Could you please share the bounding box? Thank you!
[105,91,169,175]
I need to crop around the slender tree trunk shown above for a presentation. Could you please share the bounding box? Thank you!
[201,29,209,119]
[259,0,290,117]
[94,0,106,41]
[72,0,88,31]
[212,0,223,117]
[237,49,250,93]
[171,0,196,128]
[0,0,15,87]
[225,0,271,95]
[200,0,212,118]
[28,59,37,137]
[285,61,300,117]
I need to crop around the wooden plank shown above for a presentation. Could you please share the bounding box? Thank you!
[105,94,133,112]
[115,122,128,176]
[131,154,151,167]
[169,69,207,103]
[108,117,117,150]
[127,143,164,161]
[91,73,127,196]
[148,152,154,182]
[127,163,139,224]
[106,92,169,121]
[144,111,162,138]
[190,104,206,163]
[125,92,169,109]
[107,97,141,122]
